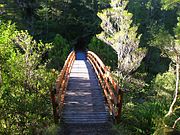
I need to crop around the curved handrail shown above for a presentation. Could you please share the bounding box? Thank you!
[55,51,76,121]
[87,51,123,123]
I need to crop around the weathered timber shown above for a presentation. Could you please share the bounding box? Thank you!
[62,59,109,125]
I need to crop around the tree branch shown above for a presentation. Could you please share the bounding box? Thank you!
[173,117,180,128]
[165,56,179,117]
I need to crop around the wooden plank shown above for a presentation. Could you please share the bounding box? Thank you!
[62,58,109,124]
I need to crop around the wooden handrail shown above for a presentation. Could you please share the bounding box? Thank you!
[54,51,76,121]
[87,51,123,123]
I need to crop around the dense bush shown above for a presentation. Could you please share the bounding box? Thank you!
[0,22,57,134]
[116,70,180,135]
[121,100,167,135]
[153,71,180,130]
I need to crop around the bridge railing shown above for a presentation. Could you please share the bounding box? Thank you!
[87,51,123,123]
[53,51,75,122]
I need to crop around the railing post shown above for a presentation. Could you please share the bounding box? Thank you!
[116,88,123,124]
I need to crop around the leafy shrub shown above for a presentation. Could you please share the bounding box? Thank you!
[153,71,176,101]
[121,100,168,135]
[152,71,180,130]
[43,124,61,135]
[118,70,180,135]
[0,22,56,134]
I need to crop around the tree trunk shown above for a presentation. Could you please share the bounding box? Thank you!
[173,117,180,128]
[165,56,179,117]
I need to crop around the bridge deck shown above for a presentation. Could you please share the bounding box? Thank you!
[62,52,109,124]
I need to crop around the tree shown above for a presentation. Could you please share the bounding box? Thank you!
[150,19,180,129]
[161,0,180,128]
[97,0,146,79]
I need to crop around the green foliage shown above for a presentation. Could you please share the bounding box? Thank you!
[1,0,100,43]
[0,21,16,59]
[153,71,176,100]
[175,18,180,48]
[149,4,180,126]
[43,124,60,135]
[149,26,173,49]
[118,86,165,134]
[149,24,180,63]
[152,71,180,130]
[127,0,177,82]
[117,70,180,135]
[161,0,180,10]
[144,47,171,78]
[122,101,167,135]
[88,37,117,70]
[0,22,56,134]
[97,0,146,77]
[47,34,71,70]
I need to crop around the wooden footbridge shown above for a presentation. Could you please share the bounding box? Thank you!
[51,51,123,134]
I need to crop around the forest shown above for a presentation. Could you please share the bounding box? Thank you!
[0,0,179,134]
